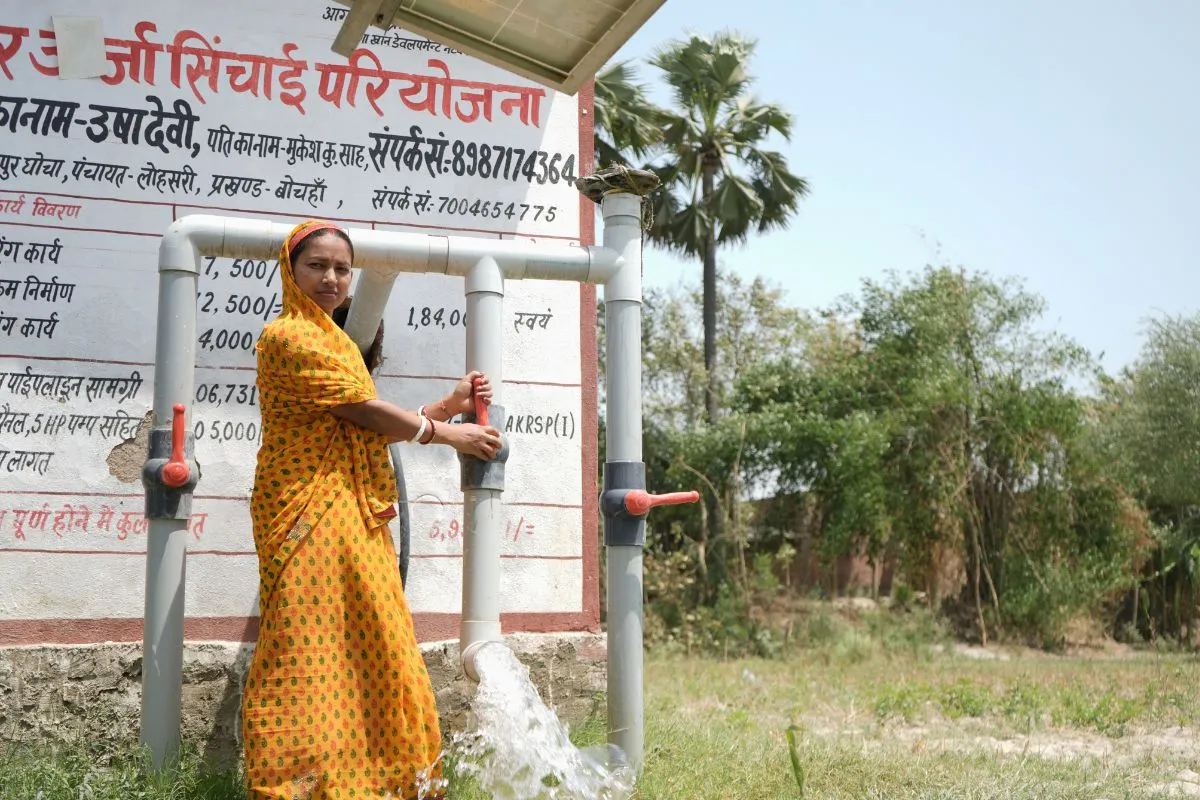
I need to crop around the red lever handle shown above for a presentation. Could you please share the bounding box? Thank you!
[473,376,489,427]
[160,403,190,488]
[623,490,700,516]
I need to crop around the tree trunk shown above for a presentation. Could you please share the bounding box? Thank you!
[1131,583,1139,637]
[701,165,718,425]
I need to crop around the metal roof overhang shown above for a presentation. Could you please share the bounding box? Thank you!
[330,0,666,94]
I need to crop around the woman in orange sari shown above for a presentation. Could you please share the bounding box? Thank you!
[242,219,501,799]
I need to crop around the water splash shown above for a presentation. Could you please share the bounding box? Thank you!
[420,642,635,800]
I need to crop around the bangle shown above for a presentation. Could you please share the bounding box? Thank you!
[418,404,427,418]
[419,418,437,445]
[411,415,427,444]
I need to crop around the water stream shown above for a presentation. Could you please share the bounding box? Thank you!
[418,643,635,799]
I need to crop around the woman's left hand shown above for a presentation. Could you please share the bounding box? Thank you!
[448,370,491,416]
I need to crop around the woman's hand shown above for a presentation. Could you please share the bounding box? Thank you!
[330,399,501,454]
[446,370,492,417]
[438,422,502,460]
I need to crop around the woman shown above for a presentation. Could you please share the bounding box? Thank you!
[241,219,501,799]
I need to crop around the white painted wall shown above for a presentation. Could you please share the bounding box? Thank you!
[0,0,589,632]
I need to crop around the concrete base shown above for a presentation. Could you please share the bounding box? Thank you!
[0,632,607,765]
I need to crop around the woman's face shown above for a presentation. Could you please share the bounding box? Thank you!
[292,232,352,314]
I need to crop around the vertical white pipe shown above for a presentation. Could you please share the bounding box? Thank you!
[601,193,646,772]
[141,256,199,768]
[460,256,505,664]
[602,196,644,464]
[343,269,399,355]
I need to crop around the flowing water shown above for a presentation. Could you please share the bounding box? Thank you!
[417,643,635,799]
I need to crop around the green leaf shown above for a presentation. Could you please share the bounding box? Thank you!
[786,725,805,795]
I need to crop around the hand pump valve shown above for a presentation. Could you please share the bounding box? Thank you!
[600,461,699,548]
[142,403,201,520]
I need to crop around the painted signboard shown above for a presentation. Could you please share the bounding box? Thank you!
[0,1,598,645]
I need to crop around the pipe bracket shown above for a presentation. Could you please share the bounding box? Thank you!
[458,404,508,491]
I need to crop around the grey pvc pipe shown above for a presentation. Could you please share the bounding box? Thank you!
[600,193,647,774]
[158,215,619,361]
[141,230,201,767]
[459,256,505,679]
[160,215,622,283]
[341,298,410,588]
[343,269,399,355]
[141,520,189,764]
[389,443,411,588]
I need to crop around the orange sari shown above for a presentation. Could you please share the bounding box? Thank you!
[241,220,442,799]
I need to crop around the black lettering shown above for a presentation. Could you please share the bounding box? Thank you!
[0,449,53,476]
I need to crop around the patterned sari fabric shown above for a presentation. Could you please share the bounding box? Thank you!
[242,220,443,799]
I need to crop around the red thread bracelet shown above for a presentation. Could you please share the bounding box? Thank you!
[420,418,436,445]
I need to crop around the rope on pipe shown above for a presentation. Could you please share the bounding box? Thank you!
[575,165,661,231]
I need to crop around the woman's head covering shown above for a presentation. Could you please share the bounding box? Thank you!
[278,219,351,324]
[257,219,395,527]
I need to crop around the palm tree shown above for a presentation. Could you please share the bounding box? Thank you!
[646,32,809,424]
[593,60,667,169]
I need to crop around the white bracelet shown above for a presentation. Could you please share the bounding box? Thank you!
[411,414,427,443]
[418,404,426,418]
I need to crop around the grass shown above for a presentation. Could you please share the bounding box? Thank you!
[4,608,1200,799]
[637,644,1200,797]
[0,745,242,799]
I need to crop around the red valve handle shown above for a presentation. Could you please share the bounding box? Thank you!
[623,490,700,517]
[160,403,190,488]
[472,376,489,427]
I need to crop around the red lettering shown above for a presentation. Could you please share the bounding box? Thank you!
[103,21,163,86]
[0,503,205,541]
[315,48,392,115]
[0,25,28,80]
[426,514,536,545]
[276,43,308,112]
[166,29,222,104]
[396,58,453,118]
[454,84,494,124]
[28,29,56,78]
[8,20,543,126]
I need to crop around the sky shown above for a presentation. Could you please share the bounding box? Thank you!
[608,0,1200,375]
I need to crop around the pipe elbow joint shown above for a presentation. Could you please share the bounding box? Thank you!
[460,639,501,682]
[159,215,222,275]
[583,245,624,284]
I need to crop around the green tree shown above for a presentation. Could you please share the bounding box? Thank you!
[1116,315,1200,511]
[592,61,665,169]
[644,32,809,424]
[738,266,1135,646]
[1102,314,1200,642]
[641,269,808,430]
[600,270,808,598]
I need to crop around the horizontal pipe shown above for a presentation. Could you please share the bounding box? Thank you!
[160,214,623,283]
